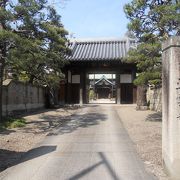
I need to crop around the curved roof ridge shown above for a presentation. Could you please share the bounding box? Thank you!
[69,37,135,43]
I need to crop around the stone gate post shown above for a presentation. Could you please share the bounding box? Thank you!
[162,37,180,179]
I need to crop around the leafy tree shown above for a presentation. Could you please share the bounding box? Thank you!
[0,0,69,121]
[124,0,180,108]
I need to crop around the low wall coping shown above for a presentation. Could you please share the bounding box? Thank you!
[3,79,13,86]
[3,79,45,89]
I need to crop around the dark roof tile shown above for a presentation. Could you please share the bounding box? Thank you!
[67,38,136,61]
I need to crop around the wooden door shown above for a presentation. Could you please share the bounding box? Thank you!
[71,84,80,104]
[121,84,133,104]
[59,84,65,104]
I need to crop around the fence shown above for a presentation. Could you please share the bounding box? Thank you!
[2,79,45,116]
[147,86,162,112]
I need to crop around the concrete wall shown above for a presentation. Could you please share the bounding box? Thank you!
[2,79,45,116]
[162,37,180,179]
[147,86,162,112]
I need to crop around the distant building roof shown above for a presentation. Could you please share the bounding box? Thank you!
[67,38,137,61]
[95,75,115,86]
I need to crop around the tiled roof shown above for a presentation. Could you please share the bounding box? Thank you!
[67,38,137,61]
[95,75,115,85]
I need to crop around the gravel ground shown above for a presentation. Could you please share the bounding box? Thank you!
[115,105,169,180]
[0,106,80,172]
[0,105,169,180]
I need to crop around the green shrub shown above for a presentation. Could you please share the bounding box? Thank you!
[0,117,26,129]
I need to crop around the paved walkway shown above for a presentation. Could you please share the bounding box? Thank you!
[89,98,116,104]
[0,105,156,180]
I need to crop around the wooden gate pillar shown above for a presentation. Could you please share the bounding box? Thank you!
[79,71,84,105]
[84,72,89,104]
[66,70,72,104]
[116,73,121,104]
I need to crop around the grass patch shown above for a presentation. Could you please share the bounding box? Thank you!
[0,117,26,129]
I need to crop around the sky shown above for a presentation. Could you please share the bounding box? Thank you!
[55,0,131,39]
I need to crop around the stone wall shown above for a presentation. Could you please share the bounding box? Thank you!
[147,86,162,112]
[2,79,45,116]
[162,37,180,180]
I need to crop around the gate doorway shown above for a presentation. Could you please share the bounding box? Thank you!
[88,74,116,104]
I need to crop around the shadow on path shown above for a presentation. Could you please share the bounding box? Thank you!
[0,129,16,135]
[69,152,120,180]
[48,113,107,136]
[4,106,103,135]
[0,105,89,135]
[0,106,106,172]
[47,112,107,136]
[0,146,56,172]
[146,112,162,122]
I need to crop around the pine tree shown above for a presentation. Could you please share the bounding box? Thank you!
[124,0,180,40]
[124,0,180,108]
[0,0,18,122]
[8,2,69,86]
[0,0,69,121]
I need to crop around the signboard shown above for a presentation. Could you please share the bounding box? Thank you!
[72,75,80,84]
[120,74,132,83]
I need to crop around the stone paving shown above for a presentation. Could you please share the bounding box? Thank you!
[0,105,157,180]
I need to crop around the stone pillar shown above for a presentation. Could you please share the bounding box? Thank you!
[116,73,121,104]
[162,37,180,180]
